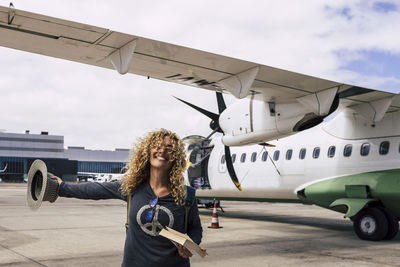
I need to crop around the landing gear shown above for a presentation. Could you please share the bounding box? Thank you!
[353,207,399,241]
[197,199,224,212]
[353,207,388,241]
[379,207,399,240]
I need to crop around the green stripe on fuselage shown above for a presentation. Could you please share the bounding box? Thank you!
[303,169,400,217]
[197,196,301,203]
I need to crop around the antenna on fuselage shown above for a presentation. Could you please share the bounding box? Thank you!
[261,147,280,176]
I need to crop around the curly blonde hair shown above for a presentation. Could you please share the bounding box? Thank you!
[121,129,187,205]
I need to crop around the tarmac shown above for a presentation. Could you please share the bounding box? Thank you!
[1,183,400,267]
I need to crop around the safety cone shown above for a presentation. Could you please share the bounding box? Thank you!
[208,201,223,229]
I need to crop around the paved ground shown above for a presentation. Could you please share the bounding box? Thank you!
[1,183,400,267]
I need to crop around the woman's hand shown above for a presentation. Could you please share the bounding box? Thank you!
[177,244,193,258]
[49,175,62,201]
[50,175,62,185]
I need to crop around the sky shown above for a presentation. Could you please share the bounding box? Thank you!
[0,0,399,150]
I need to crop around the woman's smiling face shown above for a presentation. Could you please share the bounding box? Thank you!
[149,136,174,171]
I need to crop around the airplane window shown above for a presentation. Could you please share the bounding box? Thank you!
[273,150,280,161]
[232,153,236,163]
[251,152,257,162]
[343,144,352,157]
[379,141,390,155]
[328,146,336,158]
[299,148,306,160]
[221,155,226,164]
[360,143,370,156]
[240,153,246,163]
[313,147,320,158]
[261,151,268,161]
[286,149,293,160]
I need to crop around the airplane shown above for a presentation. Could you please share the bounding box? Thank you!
[77,172,124,183]
[0,4,399,241]
[0,163,7,182]
[0,163,7,173]
[0,164,7,182]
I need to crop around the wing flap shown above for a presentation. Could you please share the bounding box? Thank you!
[0,26,113,66]
[0,6,108,42]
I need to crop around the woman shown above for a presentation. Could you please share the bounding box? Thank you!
[53,129,203,267]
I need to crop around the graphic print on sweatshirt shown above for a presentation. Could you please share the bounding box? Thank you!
[136,204,174,236]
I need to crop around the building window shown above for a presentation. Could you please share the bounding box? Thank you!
[343,144,352,157]
[380,141,390,155]
[78,161,125,174]
[360,143,370,156]
[313,147,320,159]
[261,151,268,161]
[299,148,306,160]
[232,153,236,163]
[328,146,336,158]
[286,149,293,160]
[0,157,24,174]
[221,155,226,164]
[251,152,257,162]
[273,150,280,161]
[240,153,246,163]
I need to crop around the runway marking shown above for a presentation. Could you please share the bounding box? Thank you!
[0,243,47,267]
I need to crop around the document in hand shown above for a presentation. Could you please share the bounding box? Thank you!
[159,227,207,257]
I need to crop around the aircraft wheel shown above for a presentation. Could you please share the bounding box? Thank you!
[353,207,388,241]
[378,207,399,240]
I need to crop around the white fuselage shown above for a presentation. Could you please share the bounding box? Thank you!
[195,110,400,200]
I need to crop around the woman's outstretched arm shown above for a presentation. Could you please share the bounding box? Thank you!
[53,176,126,201]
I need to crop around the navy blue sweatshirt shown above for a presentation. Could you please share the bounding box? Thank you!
[59,181,203,267]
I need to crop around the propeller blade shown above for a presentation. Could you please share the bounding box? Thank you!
[224,146,242,191]
[217,92,242,190]
[175,93,243,191]
[174,96,222,132]
[216,92,227,114]
[174,96,219,121]
[204,127,220,141]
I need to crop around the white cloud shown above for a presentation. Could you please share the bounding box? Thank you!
[0,0,399,149]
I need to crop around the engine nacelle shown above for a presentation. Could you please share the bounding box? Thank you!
[219,92,338,146]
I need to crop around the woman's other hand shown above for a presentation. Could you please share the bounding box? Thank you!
[176,244,193,258]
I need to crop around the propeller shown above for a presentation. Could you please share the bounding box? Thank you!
[173,96,222,133]
[174,92,242,191]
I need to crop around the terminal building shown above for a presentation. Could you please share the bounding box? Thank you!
[0,131,130,182]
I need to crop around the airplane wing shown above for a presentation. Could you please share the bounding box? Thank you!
[1,5,398,117]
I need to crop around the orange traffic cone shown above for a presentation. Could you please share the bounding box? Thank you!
[208,201,223,229]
